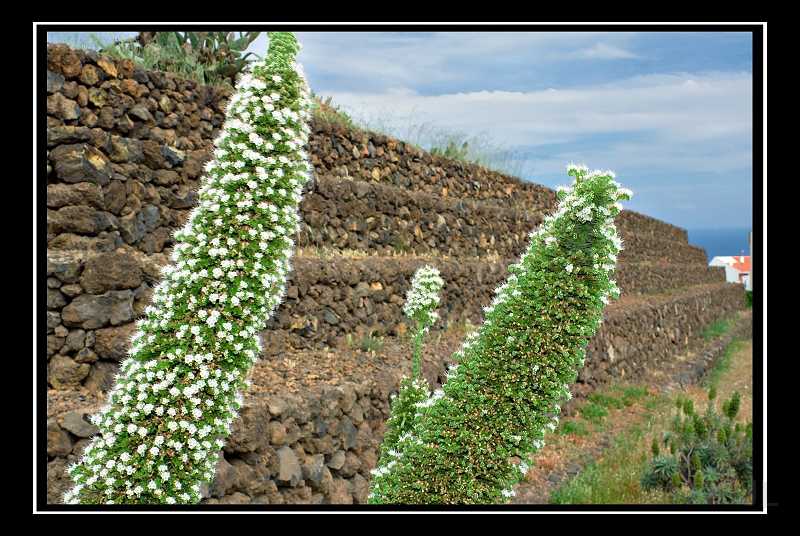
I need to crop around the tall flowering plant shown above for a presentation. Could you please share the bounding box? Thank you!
[63,32,312,505]
[404,266,445,382]
[368,165,632,504]
[372,266,444,479]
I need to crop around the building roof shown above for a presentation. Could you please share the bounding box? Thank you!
[710,255,750,273]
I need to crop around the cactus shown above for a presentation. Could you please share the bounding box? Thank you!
[91,31,262,89]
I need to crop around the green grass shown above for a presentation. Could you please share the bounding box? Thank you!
[557,385,651,440]
[347,333,385,353]
[703,337,749,390]
[576,401,609,424]
[588,392,625,410]
[545,324,752,505]
[701,317,735,340]
[548,382,668,504]
[557,419,591,437]
[549,380,692,504]
[622,385,650,404]
[317,96,544,181]
[549,412,673,505]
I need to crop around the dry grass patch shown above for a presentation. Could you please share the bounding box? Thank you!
[537,333,754,505]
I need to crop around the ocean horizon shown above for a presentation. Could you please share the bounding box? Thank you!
[685,227,753,264]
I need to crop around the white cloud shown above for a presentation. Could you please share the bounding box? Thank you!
[294,31,645,93]
[569,43,639,59]
[331,70,752,174]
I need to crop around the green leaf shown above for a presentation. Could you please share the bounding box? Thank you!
[231,35,252,51]
[186,31,200,50]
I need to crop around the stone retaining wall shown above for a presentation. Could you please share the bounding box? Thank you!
[306,115,559,213]
[46,42,727,394]
[46,284,749,505]
[298,173,542,259]
[570,283,747,411]
[43,44,747,506]
[46,248,729,393]
[46,43,701,265]
[298,174,707,263]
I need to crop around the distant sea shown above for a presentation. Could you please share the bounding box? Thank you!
[685,228,753,264]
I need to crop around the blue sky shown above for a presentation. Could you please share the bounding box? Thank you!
[42,24,762,234]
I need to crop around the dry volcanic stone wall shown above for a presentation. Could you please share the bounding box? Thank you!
[44,44,747,505]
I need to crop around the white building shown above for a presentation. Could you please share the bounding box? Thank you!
[709,255,751,290]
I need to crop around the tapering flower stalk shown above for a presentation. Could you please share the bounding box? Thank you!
[371,267,444,482]
[63,32,312,505]
[368,165,632,504]
[404,266,445,380]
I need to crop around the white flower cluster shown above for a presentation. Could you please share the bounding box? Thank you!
[414,388,446,409]
[64,33,311,506]
[402,266,444,327]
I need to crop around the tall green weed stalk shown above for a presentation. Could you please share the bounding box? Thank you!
[368,165,631,504]
[63,32,312,505]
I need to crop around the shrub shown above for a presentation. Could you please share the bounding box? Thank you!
[640,390,753,504]
[308,93,359,130]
